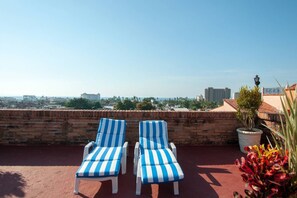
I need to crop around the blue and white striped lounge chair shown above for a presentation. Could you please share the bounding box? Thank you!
[134,120,184,195]
[74,118,128,194]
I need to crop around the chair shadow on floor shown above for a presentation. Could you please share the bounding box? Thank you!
[0,171,26,197]
[197,166,231,186]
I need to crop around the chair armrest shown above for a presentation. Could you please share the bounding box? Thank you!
[123,141,128,159]
[123,141,128,152]
[133,142,140,175]
[170,142,177,159]
[134,142,139,159]
[83,141,95,160]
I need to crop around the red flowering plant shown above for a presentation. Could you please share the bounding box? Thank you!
[234,144,294,198]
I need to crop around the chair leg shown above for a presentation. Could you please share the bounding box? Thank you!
[133,161,137,175]
[133,142,139,175]
[136,161,142,195]
[121,152,127,175]
[136,176,141,195]
[111,177,118,194]
[173,181,179,195]
[133,155,139,175]
[74,177,80,194]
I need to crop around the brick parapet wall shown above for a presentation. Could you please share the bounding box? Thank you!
[258,112,284,141]
[0,109,242,145]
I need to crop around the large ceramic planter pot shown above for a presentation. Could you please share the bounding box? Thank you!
[237,128,263,153]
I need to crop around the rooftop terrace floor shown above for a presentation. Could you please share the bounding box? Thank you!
[0,145,246,198]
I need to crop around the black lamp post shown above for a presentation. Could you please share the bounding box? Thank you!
[254,75,260,87]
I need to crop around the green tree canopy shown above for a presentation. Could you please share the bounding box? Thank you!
[65,98,102,109]
[190,100,202,110]
[115,99,136,110]
[136,101,156,110]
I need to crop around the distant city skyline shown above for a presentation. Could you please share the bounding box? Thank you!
[1,1,296,97]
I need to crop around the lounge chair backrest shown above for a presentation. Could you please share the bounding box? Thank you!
[96,118,126,147]
[139,120,168,150]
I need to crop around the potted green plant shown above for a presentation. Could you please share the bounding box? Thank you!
[236,86,263,153]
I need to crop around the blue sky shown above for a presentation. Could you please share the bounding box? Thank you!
[0,1,296,98]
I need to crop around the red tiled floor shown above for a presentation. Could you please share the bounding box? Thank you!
[0,145,246,198]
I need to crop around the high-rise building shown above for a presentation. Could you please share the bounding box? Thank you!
[204,87,231,104]
[233,92,240,99]
[81,93,100,101]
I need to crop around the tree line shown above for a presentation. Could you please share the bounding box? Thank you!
[65,97,218,111]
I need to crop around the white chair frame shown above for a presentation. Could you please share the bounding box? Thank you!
[74,141,128,194]
[134,142,179,195]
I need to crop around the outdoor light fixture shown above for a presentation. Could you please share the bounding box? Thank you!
[254,75,260,87]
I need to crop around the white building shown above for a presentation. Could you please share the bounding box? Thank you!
[103,105,114,110]
[196,94,204,101]
[81,93,100,101]
[172,107,190,112]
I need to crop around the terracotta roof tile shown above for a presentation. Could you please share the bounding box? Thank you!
[286,83,296,90]
[258,102,279,113]
[224,99,278,114]
[224,99,238,109]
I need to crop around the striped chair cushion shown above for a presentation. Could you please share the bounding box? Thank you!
[139,120,168,150]
[85,147,122,161]
[141,162,184,184]
[140,148,177,165]
[76,159,121,177]
[96,118,126,147]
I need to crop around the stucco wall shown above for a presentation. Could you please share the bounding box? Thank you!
[262,95,282,111]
